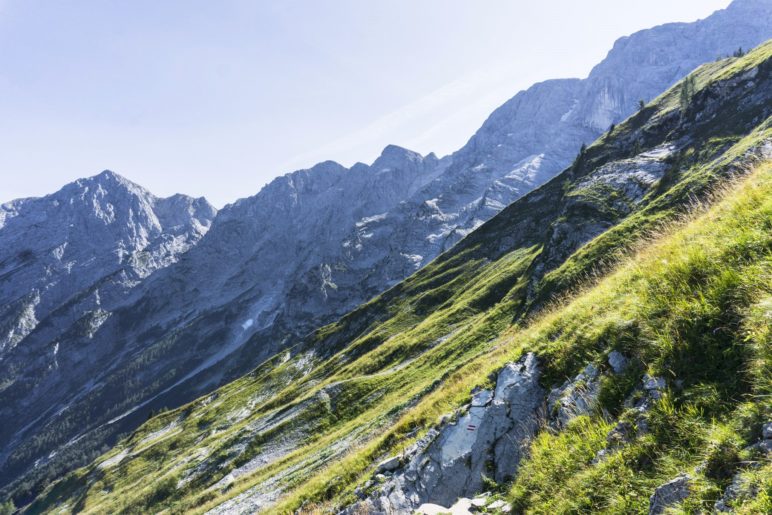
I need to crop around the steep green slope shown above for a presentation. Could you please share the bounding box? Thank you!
[21,41,772,514]
[506,160,772,514]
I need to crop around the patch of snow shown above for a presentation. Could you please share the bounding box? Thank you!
[401,253,424,268]
[355,213,388,227]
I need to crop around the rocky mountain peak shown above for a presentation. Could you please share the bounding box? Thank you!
[371,144,426,170]
[68,169,152,203]
[0,169,216,361]
[92,168,134,186]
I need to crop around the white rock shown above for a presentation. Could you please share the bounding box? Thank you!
[470,496,488,508]
[487,500,512,512]
[416,503,451,515]
[376,455,401,473]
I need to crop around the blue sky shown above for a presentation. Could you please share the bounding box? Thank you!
[0,0,730,207]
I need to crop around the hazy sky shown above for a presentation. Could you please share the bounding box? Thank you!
[0,0,730,207]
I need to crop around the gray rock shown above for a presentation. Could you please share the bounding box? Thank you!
[346,353,544,513]
[623,373,670,423]
[750,439,772,454]
[547,363,601,427]
[643,375,667,392]
[634,374,668,405]
[763,421,772,440]
[375,455,401,473]
[648,474,691,515]
[608,351,629,374]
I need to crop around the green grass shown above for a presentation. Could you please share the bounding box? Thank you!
[509,162,772,514]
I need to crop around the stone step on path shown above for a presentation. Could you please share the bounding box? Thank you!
[415,496,512,514]
[417,498,473,515]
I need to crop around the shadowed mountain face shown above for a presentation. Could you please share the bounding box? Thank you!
[0,173,216,481]
[2,0,771,500]
[0,170,216,368]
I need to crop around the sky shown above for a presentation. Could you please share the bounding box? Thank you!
[0,0,731,207]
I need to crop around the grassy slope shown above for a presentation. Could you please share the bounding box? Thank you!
[508,161,772,514]
[22,42,772,514]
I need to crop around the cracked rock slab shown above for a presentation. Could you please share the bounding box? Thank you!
[343,353,544,514]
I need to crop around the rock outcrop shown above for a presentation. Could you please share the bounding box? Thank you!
[648,474,691,515]
[346,354,544,513]
[547,363,602,428]
[715,421,772,511]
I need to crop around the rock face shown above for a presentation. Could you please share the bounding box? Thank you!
[0,170,215,357]
[535,145,673,279]
[348,354,544,513]
[3,0,772,496]
[0,171,216,484]
[608,351,629,374]
[648,474,691,515]
[547,364,602,428]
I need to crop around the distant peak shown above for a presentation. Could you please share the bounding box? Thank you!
[95,169,124,180]
[90,169,138,188]
[65,170,153,201]
[97,169,119,178]
[379,144,421,159]
[372,144,424,170]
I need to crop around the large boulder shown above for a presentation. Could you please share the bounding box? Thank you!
[648,474,691,515]
[344,353,544,514]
